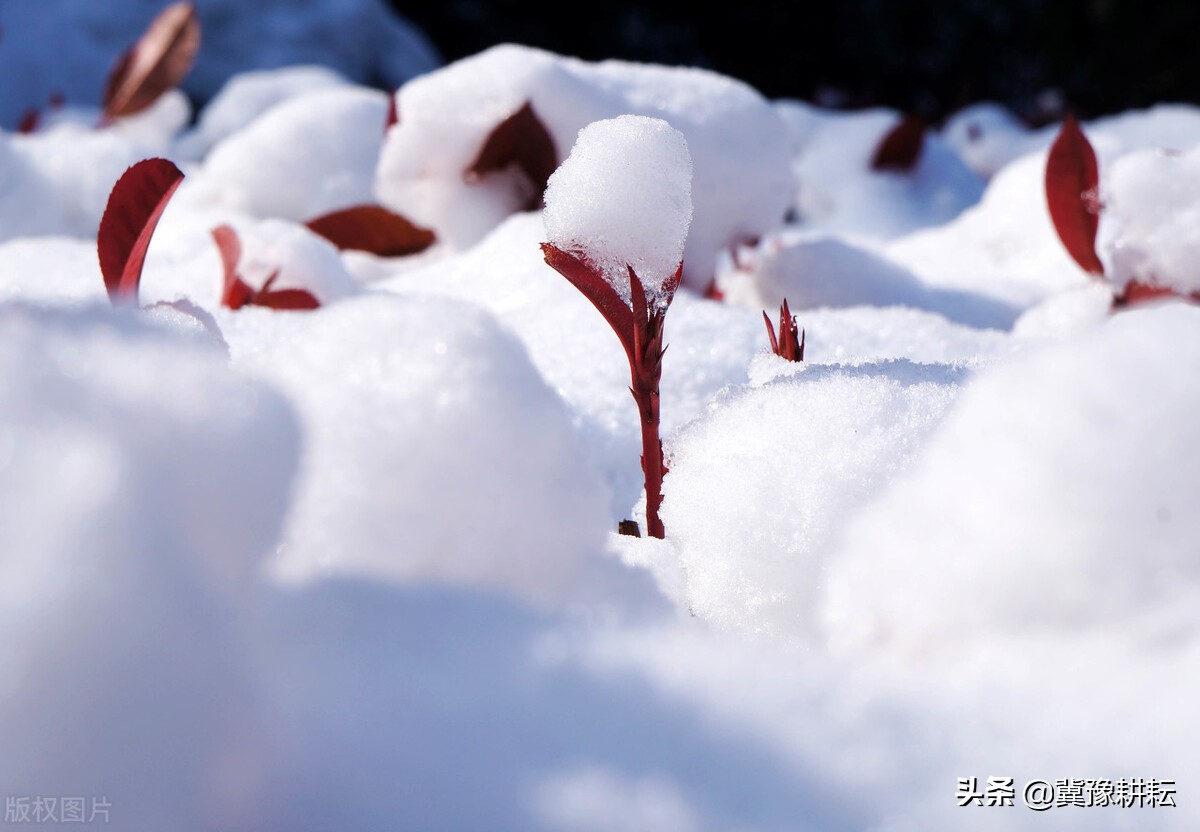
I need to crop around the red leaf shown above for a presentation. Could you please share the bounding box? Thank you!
[871,115,925,172]
[255,288,321,310]
[763,298,804,362]
[305,204,435,257]
[466,102,557,209]
[385,91,399,132]
[103,2,201,122]
[16,108,40,134]
[1115,279,1181,308]
[541,243,635,359]
[211,225,256,309]
[98,158,185,304]
[1045,115,1105,276]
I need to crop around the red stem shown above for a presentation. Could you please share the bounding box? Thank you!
[633,381,666,539]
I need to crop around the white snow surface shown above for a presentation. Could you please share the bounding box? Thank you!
[1,21,1198,832]
[1104,146,1200,294]
[544,116,693,303]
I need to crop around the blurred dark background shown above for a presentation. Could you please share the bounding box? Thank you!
[389,0,1198,124]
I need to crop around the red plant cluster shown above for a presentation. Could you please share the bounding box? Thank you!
[763,299,805,362]
[542,244,679,539]
[212,226,320,311]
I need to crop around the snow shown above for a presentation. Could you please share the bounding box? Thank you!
[375,44,791,288]
[717,230,1020,330]
[174,65,354,161]
[1,11,1199,831]
[660,358,966,638]
[544,116,693,303]
[1104,146,1200,294]
[191,86,389,221]
[821,303,1200,653]
[777,101,986,240]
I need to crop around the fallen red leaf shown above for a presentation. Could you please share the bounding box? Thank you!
[305,205,435,257]
[102,2,200,122]
[871,115,925,172]
[255,286,321,311]
[467,102,557,209]
[1045,115,1105,276]
[98,158,185,304]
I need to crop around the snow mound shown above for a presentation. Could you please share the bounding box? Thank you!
[776,101,985,240]
[887,150,1090,311]
[660,359,966,639]
[195,86,388,221]
[822,304,1200,654]
[544,116,693,303]
[717,231,1020,330]
[0,121,173,242]
[223,293,617,605]
[0,302,299,829]
[1104,145,1200,295]
[375,44,790,288]
[175,65,354,161]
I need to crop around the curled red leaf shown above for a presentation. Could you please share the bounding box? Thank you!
[541,243,635,360]
[98,158,185,304]
[871,115,925,172]
[467,102,557,209]
[1045,115,1105,276]
[103,2,200,122]
[305,205,435,257]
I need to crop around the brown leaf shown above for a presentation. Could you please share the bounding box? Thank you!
[103,2,201,122]
[871,115,926,172]
[1045,115,1105,276]
[305,204,435,257]
[466,102,557,209]
[97,158,185,304]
